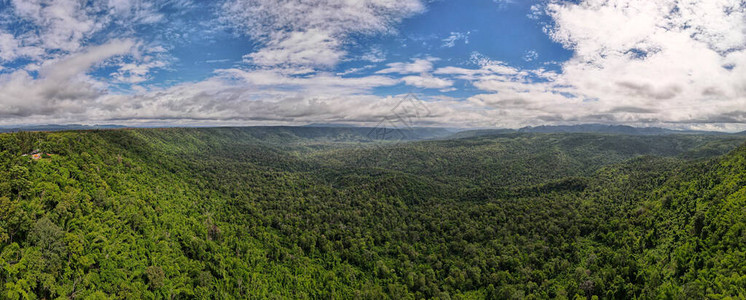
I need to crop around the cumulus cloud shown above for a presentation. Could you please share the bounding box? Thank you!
[0,0,172,88]
[376,57,454,89]
[432,55,578,127]
[0,0,450,126]
[0,54,486,128]
[428,0,746,129]
[0,54,412,125]
[0,31,44,61]
[216,68,400,96]
[527,4,543,20]
[9,0,101,52]
[402,75,453,89]
[221,0,425,68]
[112,59,168,84]
[436,53,548,84]
[1,0,745,130]
[5,0,165,53]
[6,72,463,127]
[96,87,419,124]
[0,39,135,117]
[243,29,344,68]
[376,57,437,74]
[544,0,746,125]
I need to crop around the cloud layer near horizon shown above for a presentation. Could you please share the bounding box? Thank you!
[0,0,744,131]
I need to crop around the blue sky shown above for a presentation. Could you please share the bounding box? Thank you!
[0,0,744,130]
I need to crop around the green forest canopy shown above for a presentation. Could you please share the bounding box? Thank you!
[0,127,745,299]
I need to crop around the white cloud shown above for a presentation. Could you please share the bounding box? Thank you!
[543,0,746,125]
[433,66,491,79]
[523,50,538,62]
[436,54,540,82]
[376,57,453,89]
[112,58,167,84]
[217,68,400,95]
[107,0,165,24]
[442,31,470,48]
[221,0,425,68]
[425,0,746,128]
[0,56,485,127]
[243,29,343,67]
[493,0,515,10]
[336,65,376,76]
[5,0,164,54]
[527,4,543,20]
[9,0,99,52]
[0,31,44,61]
[0,0,445,126]
[0,0,171,82]
[360,47,386,63]
[402,75,453,89]
[1,0,744,130]
[0,70,454,126]
[0,39,135,117]
[376,57,437,74]
[42,39,135,80]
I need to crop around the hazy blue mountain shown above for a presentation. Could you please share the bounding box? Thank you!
[0,124,126,133]
[445,128,517,139]
[518,124,727,135]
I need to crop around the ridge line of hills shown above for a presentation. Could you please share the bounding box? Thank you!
[2,123,745,137]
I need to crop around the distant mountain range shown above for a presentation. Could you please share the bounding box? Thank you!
[452,124,742,138]
[1,123,743,137]
[517,124,730,135]
[0,124,126,133]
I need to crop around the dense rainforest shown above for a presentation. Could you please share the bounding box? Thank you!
[0,127,744,299]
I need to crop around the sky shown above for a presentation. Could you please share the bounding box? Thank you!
[0,0,744,131]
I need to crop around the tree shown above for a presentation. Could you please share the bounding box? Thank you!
[146,266,165,290]
[9,165,30,199]
[28,217,67,273]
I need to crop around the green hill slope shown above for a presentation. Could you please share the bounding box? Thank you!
[0,128,744,299]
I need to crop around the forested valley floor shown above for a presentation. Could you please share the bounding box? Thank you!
[0,127,745,299]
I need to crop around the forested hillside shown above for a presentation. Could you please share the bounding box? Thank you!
[0,127,744,299]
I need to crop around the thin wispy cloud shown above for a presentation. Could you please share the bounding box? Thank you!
[442,32,470,48]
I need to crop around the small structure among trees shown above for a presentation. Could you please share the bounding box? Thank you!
[22,149,51,160]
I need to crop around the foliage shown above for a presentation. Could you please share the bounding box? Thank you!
[0,127,744,299]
